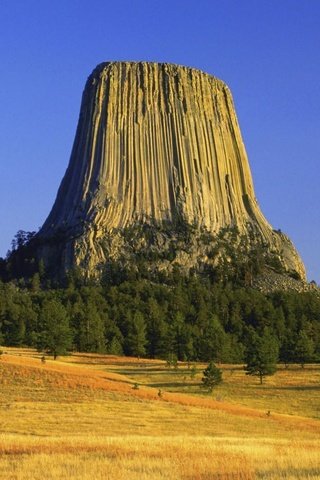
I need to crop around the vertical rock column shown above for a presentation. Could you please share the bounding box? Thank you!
[38,62,306,280]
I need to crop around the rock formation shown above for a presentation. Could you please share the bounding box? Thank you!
[36,61,305,281]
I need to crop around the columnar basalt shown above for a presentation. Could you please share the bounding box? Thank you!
[37,62,306,280]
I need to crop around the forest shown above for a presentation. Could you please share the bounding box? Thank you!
[0,262,319,365]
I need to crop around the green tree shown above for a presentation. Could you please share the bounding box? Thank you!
[126,311,147,357]
[201,361,222,392]
[294,330,315,368]
[166,352,178,369]
[197,315,228,362]
[279,333,296,368]
[104,317,124,355]
[39,299,72,359]
[107,336,124,355]
[146,298,168,358]
[78,302,105,353]
[3,299,26,346]
[171,312,194,361]
[244,329,279,384]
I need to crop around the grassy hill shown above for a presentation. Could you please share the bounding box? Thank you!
[0,348,319,479]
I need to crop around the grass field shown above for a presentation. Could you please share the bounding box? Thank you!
[0,348,319,479]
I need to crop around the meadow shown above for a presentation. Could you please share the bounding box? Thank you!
[0,348,319,479]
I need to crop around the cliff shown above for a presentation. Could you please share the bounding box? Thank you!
[36,61,305,281]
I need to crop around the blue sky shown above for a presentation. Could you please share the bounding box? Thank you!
[0,0,319,282]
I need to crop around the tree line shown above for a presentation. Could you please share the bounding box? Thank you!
[0,271,319,366]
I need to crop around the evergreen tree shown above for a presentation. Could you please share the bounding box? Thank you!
[201,361,222,392]
[294,330,315,368]
[145,298,168,358]
[78,302,105,352]
[3,299,26,346]
[107,335,124,355]
[171,312,194,361]
[244,329,279,384]
[126,311,147,357]
[38,299,72,359]
[279,331,296,368]
[225,333,245,363]
[197,315,228,362]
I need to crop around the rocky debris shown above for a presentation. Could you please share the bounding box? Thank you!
[252,271,320,295]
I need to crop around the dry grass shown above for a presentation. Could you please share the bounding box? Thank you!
[69,354,319,419]
[0,348,319,479]
[0,435,319,480]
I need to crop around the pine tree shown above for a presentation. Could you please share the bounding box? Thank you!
[198,315,228,362]
[126,312,147,357]
[279,331,296,368]
[294,330,314,368]
[4,299,26,346]
[201,361,222,392]
[146,298,168,358]
[244,329,279,384]
[39,299,72,359]
[78,302,105,353]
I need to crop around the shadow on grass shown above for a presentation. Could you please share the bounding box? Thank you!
[103,376,133,385]
[108,363,165,370]
[149,381,199,388]
[118,367,194,373]
[264,385,320,391]
[256,467,320,479]
[115,369,175,376]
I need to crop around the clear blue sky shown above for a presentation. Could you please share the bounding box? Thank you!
[0,0,319,282]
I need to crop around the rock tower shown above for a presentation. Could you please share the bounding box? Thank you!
[36,62,305,280]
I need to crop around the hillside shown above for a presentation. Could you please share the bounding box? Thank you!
[0,349,319,479]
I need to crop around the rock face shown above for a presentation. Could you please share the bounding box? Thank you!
[38,62,306,280]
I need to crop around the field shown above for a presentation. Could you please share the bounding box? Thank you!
[0,348,319,479]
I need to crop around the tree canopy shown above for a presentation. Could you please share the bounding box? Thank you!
[0,256,319,365]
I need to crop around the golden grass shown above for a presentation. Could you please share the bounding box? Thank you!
[0,435,319,480]
[0,348,319,479]
[76,355,319,419]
